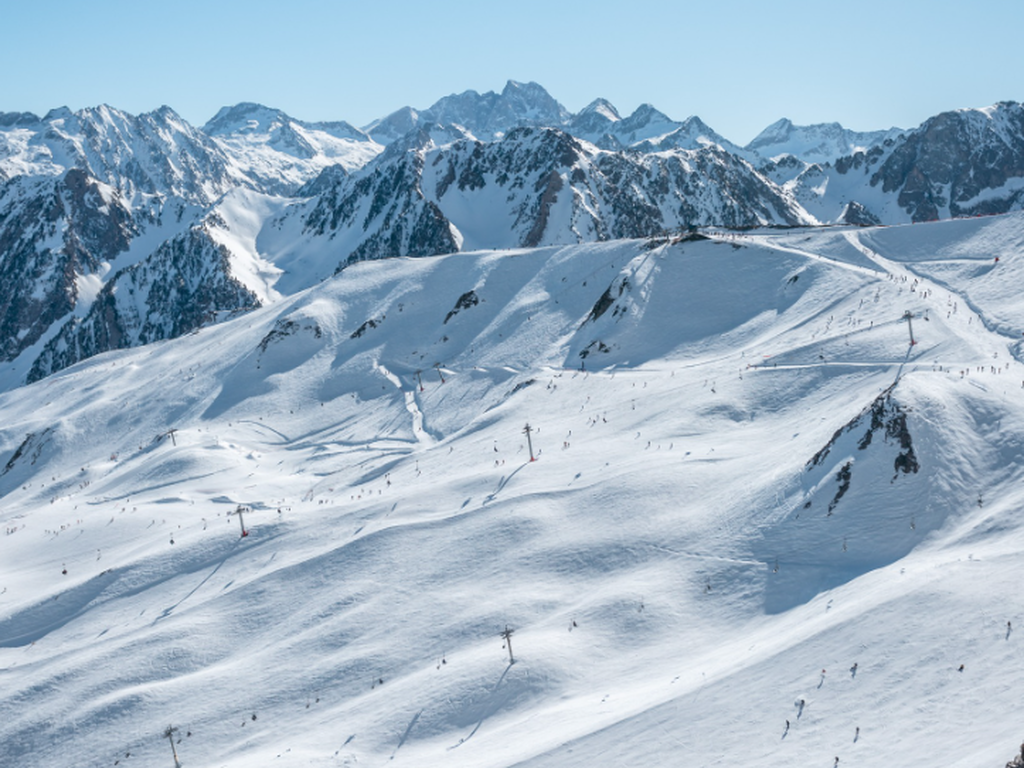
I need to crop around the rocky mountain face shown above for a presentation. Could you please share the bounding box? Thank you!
[865,103,1024,221]
[786,102,1024,224]
[363,80,571,144]
[3,88,1024,386]
[0,105,261,383]
[27,220,261,383]
[0,104,247,205]
[295,125,809,271]
[0,169,136,362]
[746,118,903,165]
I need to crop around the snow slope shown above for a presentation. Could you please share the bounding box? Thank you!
[746,119,904,165]
[203,103,382,195]
[2,215,1024,768]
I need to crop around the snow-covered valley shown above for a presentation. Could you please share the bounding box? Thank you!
[2,213,1024,767]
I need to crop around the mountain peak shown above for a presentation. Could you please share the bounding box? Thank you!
[620,103,673,130]
[365,81,569,145]
[501,79,547,97]
[42,106,74,122]
[746,117,900,164]
[203,102,290,135]
[748,118,796,147]
[0,111,41,127]
[580,98,621,122]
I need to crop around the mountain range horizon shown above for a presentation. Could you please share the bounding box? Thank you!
[6,79,912,154]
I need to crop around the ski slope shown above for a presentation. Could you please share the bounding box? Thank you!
[2,214,1024,768]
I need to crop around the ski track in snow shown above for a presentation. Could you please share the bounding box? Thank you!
[844,229,1015,364]
[378,362,438,448]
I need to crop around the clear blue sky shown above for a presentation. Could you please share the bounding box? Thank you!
[3,0,1022,144]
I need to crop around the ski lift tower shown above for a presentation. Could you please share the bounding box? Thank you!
[500,625,516,664]
[902,310,917,346]
[229,505,249,538]
[163,725,182,768]
[523,424,535,462]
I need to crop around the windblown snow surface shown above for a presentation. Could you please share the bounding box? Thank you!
[3,214,1024,768]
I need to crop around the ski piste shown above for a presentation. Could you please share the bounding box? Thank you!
[2,213,1024,766]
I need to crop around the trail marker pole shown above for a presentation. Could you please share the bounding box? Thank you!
[501,625,515,664]
[167,429,177,446]
[416,371,424,392]
[523,424,535,462]
[435,364,445,384]
[230,505,249,537]
[163,725,182,768]
[902,310,916,346]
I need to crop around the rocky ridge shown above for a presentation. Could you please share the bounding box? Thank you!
[3,87,1024,386]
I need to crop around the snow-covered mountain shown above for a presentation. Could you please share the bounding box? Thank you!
[4,87,1024,389]
[0,105,259,379]
[363,82,749,157]
[0,170,135,363]
[203,103,383,195]
[745,118,904,165]
[363,80,571,145]
[264,126,809,278]
[785,102,1024,224]
[0,104,248,204]
[3,212,1024,767]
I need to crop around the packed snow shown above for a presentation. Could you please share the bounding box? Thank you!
[2,214,1024,767]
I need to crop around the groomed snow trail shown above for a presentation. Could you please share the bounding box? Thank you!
[844,228,1018,369]
[378,362,438,447]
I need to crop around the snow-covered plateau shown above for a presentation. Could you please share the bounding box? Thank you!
[3,212,1024,767]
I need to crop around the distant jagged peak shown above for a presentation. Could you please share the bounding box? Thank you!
[142,104,194,129]
[0,111,43,127]
[672,115,734,146]
[578,98,621,122]
[501,79,544,96]
[379,122,476,161]
[365,80,569,145]
[203,103,370,143]
[497,79,569,118]
[362,105,422,143]
[429,79,569,133]
[746,116,903,164]
[954,100,1022,119]
[678,114,714,131]
[922,100,1024,141]
[748,117,796,145]
[204,102,292,135]
[34,103,196,136]
[41,106,75,122]
[619,102,674,130]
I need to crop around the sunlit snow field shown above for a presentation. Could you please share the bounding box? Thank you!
[2,214,1024,767]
